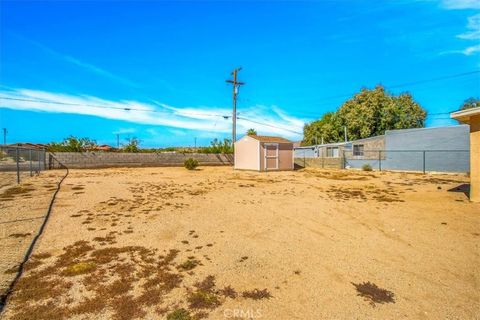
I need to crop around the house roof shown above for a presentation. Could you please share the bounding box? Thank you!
[295,141,349,149]
[247,135,293,143]
[451,108,480,124]
[9,143,47,149]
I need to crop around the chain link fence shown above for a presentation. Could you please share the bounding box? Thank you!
[343,150,469,173]
[294,148,470,173]
[0,146,47,186]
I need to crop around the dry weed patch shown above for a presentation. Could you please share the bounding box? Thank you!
[241,288,272,300]
[352,281,395,307]
[6,241,187,320]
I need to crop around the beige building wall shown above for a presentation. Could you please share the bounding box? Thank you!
[351,135,385,160]
[234,136,260,171]
[470,115,479,202]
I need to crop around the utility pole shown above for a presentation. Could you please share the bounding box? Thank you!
[226,67,245,143]
[2,128,6,145]
[116,134,120,149]
[194,137,197,149]
[344,126,348,142]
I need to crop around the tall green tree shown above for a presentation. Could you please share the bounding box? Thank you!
[460,97,479,110]
[302,112,342,145]
[303,85,427,144]
[246,128,257,136]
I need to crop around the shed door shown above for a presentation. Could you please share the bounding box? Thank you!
[264,143,279,171]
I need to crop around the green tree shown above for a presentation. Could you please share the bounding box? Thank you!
[302,112,342,145]
[460,97,479,110]
[123,137,140,153]
[48,136,97,152]
[303,85,427,144]
[246,128,257,136]
[198,138,233,154]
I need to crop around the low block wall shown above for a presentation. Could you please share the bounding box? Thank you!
[49,152,233,169]
[294,157,342,169]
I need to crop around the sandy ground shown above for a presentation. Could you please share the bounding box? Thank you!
[0,166,479,320]
[0,170,66,301]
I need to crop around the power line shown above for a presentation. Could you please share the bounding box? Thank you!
[249,70,480,107]
[236,116,303,135]
[0,96,226,118]
[0,95,304,136]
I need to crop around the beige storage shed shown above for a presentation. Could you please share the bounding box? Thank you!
[234,135,294,171]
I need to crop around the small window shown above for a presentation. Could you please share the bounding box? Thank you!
[353,144,364,156]
[326,147,339,158]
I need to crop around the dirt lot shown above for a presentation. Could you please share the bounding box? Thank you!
[0,167,479,319]
[0,170,66,303]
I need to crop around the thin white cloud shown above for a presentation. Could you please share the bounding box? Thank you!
[0,88,305,139]
[457,13,480,39]
[441,0,480,9]
[462,44,480,54]
[439,44,480,55]
[16,35,139,88]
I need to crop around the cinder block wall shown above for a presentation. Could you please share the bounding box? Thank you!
[294,157,342,169]
[49,152,233,169]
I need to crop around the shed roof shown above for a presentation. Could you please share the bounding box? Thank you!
[247,135,293,143]
[451,108,480,124]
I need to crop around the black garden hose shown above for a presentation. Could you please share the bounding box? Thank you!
[0,162,69,314]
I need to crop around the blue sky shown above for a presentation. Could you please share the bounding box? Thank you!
[0,0,479,147]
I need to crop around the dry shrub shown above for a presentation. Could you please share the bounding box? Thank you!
[8,233,31,238]
[219,286,237,298]
[188,275,221,310]
[327,188,367,201]
[188,291,221,309]
[0,185,35,198]
[305,170,370,181]
[177,259,200,271]
[352,281,395,306]
[242,288,272,300]
[111,295,146,320]
[62,261,96,276]
[7,241,184,320]
[194,275,216,292]
[167,308,192,320]
[184,158,199,170]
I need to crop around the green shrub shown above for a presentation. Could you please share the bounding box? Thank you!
[167,308,191,320]
[362,164,373,171]
[184,158,199,170]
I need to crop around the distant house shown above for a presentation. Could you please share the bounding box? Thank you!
[95,145,116,152]
[294,125,470,173]
[294,141,349,158]
[234,135,294,171]
[9,143,48,149]
[86,144,116,152]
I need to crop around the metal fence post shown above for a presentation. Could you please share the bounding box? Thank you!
[38,150,41,172]
[16,147,20,184]
[423,151,426,174]
[29,149,33,176]
[379,150,382,171]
